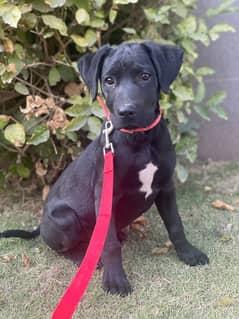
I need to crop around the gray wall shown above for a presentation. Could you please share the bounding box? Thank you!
[196,0,239,160]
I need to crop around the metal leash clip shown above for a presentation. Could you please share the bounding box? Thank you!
[103,120,114,155]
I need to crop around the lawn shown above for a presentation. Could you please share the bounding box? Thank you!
[0,161,239,319]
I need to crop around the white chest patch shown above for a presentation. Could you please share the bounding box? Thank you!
[138,162,158,199]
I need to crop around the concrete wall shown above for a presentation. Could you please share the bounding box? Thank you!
[196,0,239,160]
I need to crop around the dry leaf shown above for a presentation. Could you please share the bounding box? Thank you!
[152,246,169,256]
[132,215,149,227]
[216,295,235,307]
[152,240,174,256]
[219,235,232,242]
[34,248,41,254]
[7,63,16,73]
[0,255,16,263]
[21,96,57,120]
[204,186,212,192]
[22,254,31,268]
[35,160,47,177]
[212,200,235,212]
[47,107,69,134]
[130,216,149,239]
[42,185,50,201]
[64,82,85,96]
[3,38,14,53]
[130,223,147,239]
[164,240,173,249]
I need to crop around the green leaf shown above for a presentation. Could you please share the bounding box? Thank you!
[8,54,25,75]
[87,116,102,136]
[67,95,88,105]
[0,63,6,75]
[14,82,29,95]
[114,0,138,4]
[209,24,235,41]
[45,0,66,8]
[91,18,107,29]
[65,103,91,117]
[66,116,87,132]
[194,105,210,121]
[0,4,21,28]
[21,13,37,28]
[19,3,32,14]
[16,163,31,178]
[206,0,238,17]
[181,0,195,5]
[177,111,187,123]
[172,85,193,101]
[93,0,106,8]
[186,144,197,163]
[196,67,215,76]
[109,8,117,24]
[48,67,61,86]
[75,8,90,25]
[66,131,78,142]
[171,3,187,18]
[27,125,50,145]
[144,7,170,24]
[178,15,197,35]
[176,163,189,183]
[42,15,68,36]
[91,102,105,119]
[4,123,25,147]
[0,115,10,129]
[70,0,89,10]
[32,1,52,13]
[211,105,228,120]
[122,27,136,35]
[194,81,205,103]
[206,91,226,108]
[71,29,97,47]
[58,65,75,82]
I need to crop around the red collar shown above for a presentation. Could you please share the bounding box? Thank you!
[97,96,162,134]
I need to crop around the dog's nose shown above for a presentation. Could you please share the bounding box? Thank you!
[118,105,136,118]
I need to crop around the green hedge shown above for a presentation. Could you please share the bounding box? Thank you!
[0,0,236,186]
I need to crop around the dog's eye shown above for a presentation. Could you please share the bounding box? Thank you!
[105,77,115,85]
[140,73,151,81]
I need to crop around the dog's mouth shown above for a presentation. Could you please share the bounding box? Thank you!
[113,119,140,130]
[112,114,157,131]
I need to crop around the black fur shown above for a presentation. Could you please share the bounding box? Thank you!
[0,41,209,296]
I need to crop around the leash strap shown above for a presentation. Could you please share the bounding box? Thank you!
[51,150,114,319]
[97,96,110,120]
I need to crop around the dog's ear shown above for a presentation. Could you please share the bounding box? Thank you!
[77,44,110,100]
[142,41,183,93]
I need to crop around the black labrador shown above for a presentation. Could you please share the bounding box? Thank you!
[1,41,209,296]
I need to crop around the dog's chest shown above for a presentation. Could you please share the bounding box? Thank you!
[138,162,158,199]
[116,148,160,200]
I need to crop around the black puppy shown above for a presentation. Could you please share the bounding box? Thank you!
[1,41,209,296]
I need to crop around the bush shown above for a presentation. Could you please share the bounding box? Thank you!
[0,0,236,188]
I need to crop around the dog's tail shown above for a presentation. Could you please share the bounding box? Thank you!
[0,226,40,240]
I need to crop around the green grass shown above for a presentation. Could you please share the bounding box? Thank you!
[1,161,239,319]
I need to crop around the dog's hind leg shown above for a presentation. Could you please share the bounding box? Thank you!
[40,203,85,254]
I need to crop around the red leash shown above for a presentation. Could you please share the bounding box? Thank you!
[51,122,114,319]
[51,96,162,318]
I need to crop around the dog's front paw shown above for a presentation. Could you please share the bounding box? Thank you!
[103,267,132,296]
[176,243,209,266]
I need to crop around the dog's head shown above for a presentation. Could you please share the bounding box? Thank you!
[78,42,183,130]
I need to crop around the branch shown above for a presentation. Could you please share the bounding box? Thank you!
[15,76,66,103]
